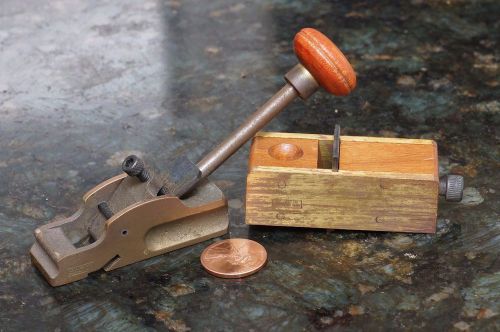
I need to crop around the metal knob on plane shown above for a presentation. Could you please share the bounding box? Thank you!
[439,174,464,202]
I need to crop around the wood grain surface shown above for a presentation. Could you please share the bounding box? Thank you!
[246,167,438,233]
[248,136,319,170]
[250,132,438,178]
[294,28,356,95]
[246,132,439,233]
[340,140,438,176]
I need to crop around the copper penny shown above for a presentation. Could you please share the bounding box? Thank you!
[200,239,267,278]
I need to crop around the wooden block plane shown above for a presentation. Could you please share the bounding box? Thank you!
[246,130,464,233]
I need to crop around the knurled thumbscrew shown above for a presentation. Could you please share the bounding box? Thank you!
[439,174,464,202]
[122,155,151,182]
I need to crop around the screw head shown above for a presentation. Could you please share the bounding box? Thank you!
[439,175,464,202]
[122,155,144,176]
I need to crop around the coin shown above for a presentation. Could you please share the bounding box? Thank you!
[200,239,267,278]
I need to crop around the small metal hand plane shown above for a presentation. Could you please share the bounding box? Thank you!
[31,28,357,286]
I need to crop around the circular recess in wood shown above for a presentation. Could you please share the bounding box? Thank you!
[268,143,304,161]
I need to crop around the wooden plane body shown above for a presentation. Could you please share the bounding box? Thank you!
[246,132,439,233]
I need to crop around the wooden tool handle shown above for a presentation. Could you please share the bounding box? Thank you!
[294,28,356,96]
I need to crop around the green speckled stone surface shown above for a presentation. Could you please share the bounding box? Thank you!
[0,0,498,331]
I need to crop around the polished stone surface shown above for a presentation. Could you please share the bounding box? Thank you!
[0,0,498,331]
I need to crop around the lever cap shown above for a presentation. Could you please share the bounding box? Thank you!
[294,28,356,96]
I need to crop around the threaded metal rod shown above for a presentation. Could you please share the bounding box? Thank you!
[197,83,298,178]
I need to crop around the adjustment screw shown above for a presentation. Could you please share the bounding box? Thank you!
[439,174,464,202]
[157,186,169,196]
[122,155,150,182]
[97,202,114,219]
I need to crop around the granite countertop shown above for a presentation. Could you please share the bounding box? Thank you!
[0,0,498,331]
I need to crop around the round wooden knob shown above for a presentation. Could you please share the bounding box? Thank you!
[294,28,356,96]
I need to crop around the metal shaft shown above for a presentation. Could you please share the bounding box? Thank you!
[126,65,319,197]
[197,84,298,177]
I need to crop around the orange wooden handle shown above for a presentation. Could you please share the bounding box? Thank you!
[294,28,356,96]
